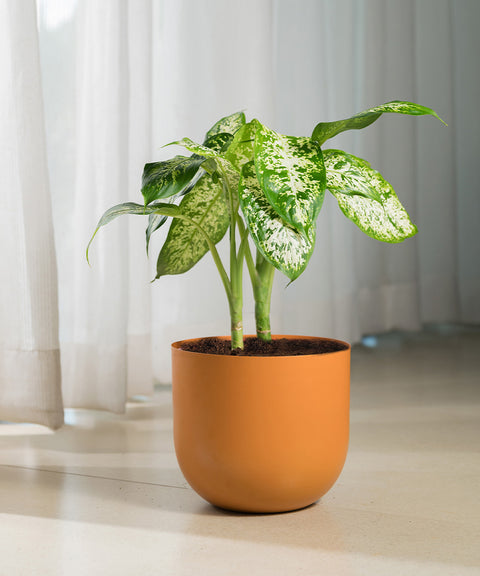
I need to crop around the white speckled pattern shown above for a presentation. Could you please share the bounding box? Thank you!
[1,328,479,575]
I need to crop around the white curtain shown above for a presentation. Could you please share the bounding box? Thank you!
[0,0,63,428]
[1,0,479,426]
[40,0,153,412]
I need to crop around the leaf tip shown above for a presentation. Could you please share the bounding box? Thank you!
[85,231,98,266]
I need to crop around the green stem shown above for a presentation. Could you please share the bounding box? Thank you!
[229,240,244,349]
[220,170,244,349]
[254,251,275,342]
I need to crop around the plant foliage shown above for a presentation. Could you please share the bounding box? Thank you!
[88,102,445,348]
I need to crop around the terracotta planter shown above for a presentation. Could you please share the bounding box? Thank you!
[171,335,350,513]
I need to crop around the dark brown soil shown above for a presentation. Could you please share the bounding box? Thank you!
[180,336,349,356]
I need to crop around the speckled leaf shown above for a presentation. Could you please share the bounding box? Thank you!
[155,174,229,278]
[203,132,234,153]
[312,100,446,146]
[224,121,255,172]
[324,149,383,203]
[239,162,315,281]
[169,137,239,213]
[324,149,417,243]
[87,201,180,263]
[253,121,326,236]
[205,111,245,140]
[142,155,205,205]
[167,138,224,161]
[144,173,203,254]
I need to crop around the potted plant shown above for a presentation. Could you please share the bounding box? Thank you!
[88,101,445,513]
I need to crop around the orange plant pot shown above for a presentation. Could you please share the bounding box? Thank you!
[171,335,350,513]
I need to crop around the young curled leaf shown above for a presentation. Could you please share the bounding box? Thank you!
[239,161,315,281]
[324,149,417,243]
[253,120,326,237]
[312,100,446,146]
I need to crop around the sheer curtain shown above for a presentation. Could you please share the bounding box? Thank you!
[275,0,461,342]
[40,0,153,412]
[0,0,63,428]
[1,0,479,427]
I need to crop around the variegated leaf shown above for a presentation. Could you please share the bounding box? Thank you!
[168,137,239,212]
[324,149,383,203]
[253,121,326,236]
[87,201,180,263]
[324,149,417,243]
[144,173,203,254]
[239,161,315,281]
[203,132,234,153]
[155,173,229,278]
[312,100,446,146]
[142,155,205,205]
[204,111,245,140]
[224,121,255,172]
[167,138,224,161]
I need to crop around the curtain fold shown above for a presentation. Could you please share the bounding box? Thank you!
[0,0,63,428]
[1,0,479,425]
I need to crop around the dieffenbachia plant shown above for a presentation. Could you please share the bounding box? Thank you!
[87,101,445,349]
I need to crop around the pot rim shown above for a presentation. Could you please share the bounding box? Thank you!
[171,334,351,358]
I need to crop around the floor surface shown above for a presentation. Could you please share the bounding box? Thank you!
[1,327,479,575]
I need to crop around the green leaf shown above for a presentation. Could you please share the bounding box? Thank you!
[312,100,447,146]
[204,111,246,140]
[141,155,205,205]
[166,138,237,177]
[239,162,315,281]
[253,120,326,236]
[167,137,240,213]
[144,170,206,254]
[224,121,255,172]
[203,132,234,153]
[155,173,229,278]
[87,201,180,263]
[166,138,223,160]
[323,149,383,203]
[324,149,417,243]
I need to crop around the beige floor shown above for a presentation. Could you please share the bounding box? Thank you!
[1,327,479,576]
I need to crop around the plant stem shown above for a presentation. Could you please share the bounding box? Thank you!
[221,171,244,349]
[254,251,275,342]
[236,215,275,342]
[229,240,244,349]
